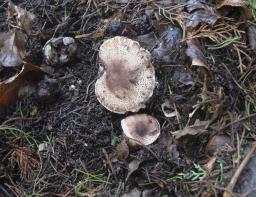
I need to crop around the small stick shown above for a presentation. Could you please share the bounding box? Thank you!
[223,142,256,197]
[219,113,256,131]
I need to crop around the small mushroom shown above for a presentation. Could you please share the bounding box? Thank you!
[95,36,155,114]
[121,114,160,146]
[43,37,77,66]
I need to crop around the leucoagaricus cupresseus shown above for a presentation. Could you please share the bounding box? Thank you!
[121,114,160,146]
[43,37,77,65]
[95,36,155,114]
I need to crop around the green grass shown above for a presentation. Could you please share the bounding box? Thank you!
[167,164,208,182]
[0,126,38,147]
[206,36,240,50]
[74,168,110,196]
[248,0,256,20]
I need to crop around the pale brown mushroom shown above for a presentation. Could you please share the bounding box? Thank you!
[121,114,160,146]
[95,36,155,114]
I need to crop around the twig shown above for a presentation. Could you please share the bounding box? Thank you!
[223,142,256,197]
[219,113,256,131]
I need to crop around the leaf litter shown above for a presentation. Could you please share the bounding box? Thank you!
[0,30,26,68]
[0,0,256,196]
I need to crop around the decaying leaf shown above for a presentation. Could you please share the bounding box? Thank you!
[172,119,210,139]
[206,134,232,155]
[186,0,207,12]
[186,9,218,28]
[152,25,182,63]
[186,39,212,75]
[0,30,27,68]
[248,25,256,50]
[126,159,142,181]
[7,1,35,34]
[217,0,246,8]
[136,32,158,51]
[116,139,129,161]
[0,63,45,113]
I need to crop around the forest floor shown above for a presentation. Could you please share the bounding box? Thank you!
[1,0,256,196]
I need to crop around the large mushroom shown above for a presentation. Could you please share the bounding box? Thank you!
[95,36,155,114]
[121,114,160,146]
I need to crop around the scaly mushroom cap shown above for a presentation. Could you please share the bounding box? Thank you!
[121,114,160,146]
[95,36,155,114]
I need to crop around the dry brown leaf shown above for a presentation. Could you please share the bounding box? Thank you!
[0,30,27,68]
[186,0,207,12]
[126,159,142,181]
[0,63,45,113]
[116,139,129,161]
[217,0,246,8]
[172,119,210,139]
[206,134,232,155]
[186,39,212,76]
[7,1,35,34]
[248,25,256,50]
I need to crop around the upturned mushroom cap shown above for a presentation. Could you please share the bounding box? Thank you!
[121,114,160,146]
[95,36,155,114]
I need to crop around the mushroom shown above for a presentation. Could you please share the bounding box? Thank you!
[43,37,77,65]
[95,36,155,114]
[121,114,160,146]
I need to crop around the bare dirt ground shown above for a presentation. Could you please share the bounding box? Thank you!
[1,0,256,196]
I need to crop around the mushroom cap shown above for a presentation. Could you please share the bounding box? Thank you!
[121,114,160,146]
[43,37,77,65]
[95,36,155,114]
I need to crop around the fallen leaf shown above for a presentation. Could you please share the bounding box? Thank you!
[186,39,212,76]
[152,25,182,63]
[127,139,143,150]
[217,0,246,8]
[0,63,45,113]
[217,0,251,19]
[186,8,219,28]
[206,134,232,155]
[172,119,210,139]
[0,30,27,68]
[172,67,195,86]
[116,139,129,161]
[126,159,142,181]
[186,0,207,12]
[248,25,256,50]
[7,1,35,34]
[136,32,158,51]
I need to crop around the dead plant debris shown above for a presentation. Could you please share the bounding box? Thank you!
[0,0,256,196]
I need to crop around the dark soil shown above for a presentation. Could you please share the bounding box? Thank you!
[1,0,256,197]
